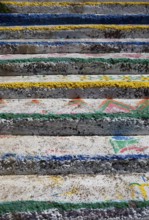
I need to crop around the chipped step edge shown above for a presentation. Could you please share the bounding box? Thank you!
[0,25,149,39]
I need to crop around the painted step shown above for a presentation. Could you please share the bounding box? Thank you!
[7,0,149,2]
[0,174,149,219]
[1,39,149,54]
[1,14,149,26]
[1,25,149,39]
[0,98,148,135]
[0,135,149,174]
[1,1,149,14]
[0,53,149,75]
[0,75,148,99]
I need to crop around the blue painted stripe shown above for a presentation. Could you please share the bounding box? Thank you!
[0,14,149,26]
[0,41,149,46]
[2,154,149,161]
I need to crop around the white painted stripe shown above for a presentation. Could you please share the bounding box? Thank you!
[0,98,144,114]
[0,53,149,60]
[0,135,148,156]
[0,75,147,83]
[0,174,149,202]
[1,38,149,43]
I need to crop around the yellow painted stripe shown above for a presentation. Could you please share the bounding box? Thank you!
[0,25,149,32]
[1,1,149,7]
[0,81,148,89]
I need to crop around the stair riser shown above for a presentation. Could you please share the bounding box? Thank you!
[1,14,149,26]
[1,61,149,75]
[1,27,148,39]
[1,42,149,54]
[0,87,147,98]
[1,155,149,174]
[0,117,148,135]
[1,207,149,220]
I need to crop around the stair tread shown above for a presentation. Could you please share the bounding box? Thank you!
[0,135,148,156]
[0,98,146,114]
[2,38,149,42]
[0,174,148,202]
[1,52,149,59]
[0,74,146,82]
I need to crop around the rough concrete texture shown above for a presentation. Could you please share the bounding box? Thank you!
[0,53,149,75]
[1,26,149,39]
[0,117,148,135]
[1,2,149,14]
[0,87,148,98]
[1,39,149,54]
[1,207,149,220]
[2,154,149,174]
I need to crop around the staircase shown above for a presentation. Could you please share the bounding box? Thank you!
[0,0,149,219]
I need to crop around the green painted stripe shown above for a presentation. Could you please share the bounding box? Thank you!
[0,111,148,120]
[0,57,149,65]
[0,200,149,215]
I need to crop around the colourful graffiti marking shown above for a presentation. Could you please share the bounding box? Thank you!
[110,136,149,154]
[136,99,149,112]
[120,146,148,153]
[130,183,149,200]
[98,99,135,113]
[110,136,139,153]
[66,98,149,114]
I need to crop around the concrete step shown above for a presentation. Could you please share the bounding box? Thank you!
[0,74,147,99]
[1,25,148,39]
[1,39,149,54]
[1,14,149,26]
[0,53,149,75]
[1,1,149,14]
[0,98,148,135]
[6,0,149,2]
[0,174,149,219]
[0,134,149,174]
